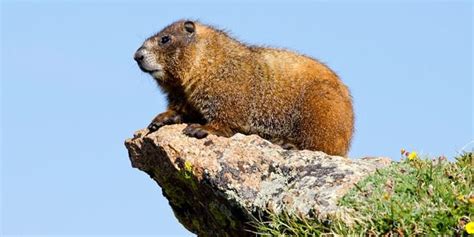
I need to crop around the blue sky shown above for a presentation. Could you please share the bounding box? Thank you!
[1,1,472,236]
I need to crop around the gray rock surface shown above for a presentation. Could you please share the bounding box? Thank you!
[125,124,391,236]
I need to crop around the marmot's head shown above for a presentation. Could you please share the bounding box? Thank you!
[134,20,197,82]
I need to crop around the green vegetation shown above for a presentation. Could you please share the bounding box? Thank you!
[253,151,473,236]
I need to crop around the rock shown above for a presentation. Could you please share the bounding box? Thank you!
[124,124,391,236]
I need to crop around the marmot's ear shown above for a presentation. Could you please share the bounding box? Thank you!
[184,21,195,34]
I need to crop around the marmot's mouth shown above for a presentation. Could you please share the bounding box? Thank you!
[138,64,161,74]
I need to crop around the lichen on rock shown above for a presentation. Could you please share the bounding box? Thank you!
[125,124,391,236]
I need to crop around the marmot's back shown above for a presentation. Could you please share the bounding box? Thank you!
[134,20,354,156]
[246,48,353,155]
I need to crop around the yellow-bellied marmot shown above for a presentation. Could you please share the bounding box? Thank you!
[134,20,354,156]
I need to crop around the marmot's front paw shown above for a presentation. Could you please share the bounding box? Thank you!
[182,124,209,139]
[147,111,182,134]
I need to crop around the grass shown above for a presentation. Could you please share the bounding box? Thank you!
[252,151,473,236]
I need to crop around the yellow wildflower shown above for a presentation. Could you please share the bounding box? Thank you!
[466,221,474,234]
[383,193,390,200]
[408,151,418,161]
[457,195,465,202]
[184,161,193,173]
[469,196,474,204]
[183,161,193,179]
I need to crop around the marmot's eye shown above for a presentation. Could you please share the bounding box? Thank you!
[161,35,171,44]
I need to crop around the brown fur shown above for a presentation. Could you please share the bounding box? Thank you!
[134,20,354,156]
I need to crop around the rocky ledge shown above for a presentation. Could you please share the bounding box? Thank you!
[125,124,391,236]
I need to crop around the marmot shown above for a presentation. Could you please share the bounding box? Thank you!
[134,20,354,156]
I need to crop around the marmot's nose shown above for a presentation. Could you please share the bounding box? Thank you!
[134,49,145,62]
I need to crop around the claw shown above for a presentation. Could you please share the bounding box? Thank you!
[146,111,184,135]
[146,122,161,135]
[148,123,160,132]
[194,129,208,139]
[183,124,209,139]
